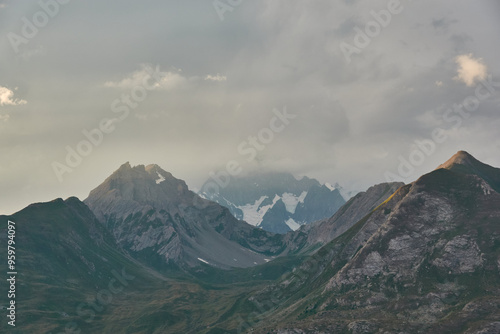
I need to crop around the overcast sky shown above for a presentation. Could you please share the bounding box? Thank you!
[1,0,500,214]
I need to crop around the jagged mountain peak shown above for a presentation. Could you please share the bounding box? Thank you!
[112,162,175,180]
[145,163,165,172]
[84,163,191,222]
[437,150,478,170]
[118,161,132,169]
[104,162,183,187]
[435,150,500,193]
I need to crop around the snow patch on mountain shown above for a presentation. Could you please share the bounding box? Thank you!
[239,196,272,226]
[238,192,308,226]
[257,194,280,215]
[285,218,301,231]
[155,172,166,184]
[281,191,307,214]
[480,180,493,195]
[324,182,336,191]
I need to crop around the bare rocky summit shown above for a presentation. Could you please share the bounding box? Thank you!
[84,162,286,270]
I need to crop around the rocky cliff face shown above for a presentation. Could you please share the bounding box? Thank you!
[84,163,286,270]
[249,151,500,333]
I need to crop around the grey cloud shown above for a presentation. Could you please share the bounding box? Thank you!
[0,0,499,214]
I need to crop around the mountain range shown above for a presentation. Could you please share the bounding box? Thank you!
[0,150,498,333]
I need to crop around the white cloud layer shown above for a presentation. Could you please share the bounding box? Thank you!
[205,74,227,82]
[455,54,488,87]
[104,65,188,90]
[104,65,227,91]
